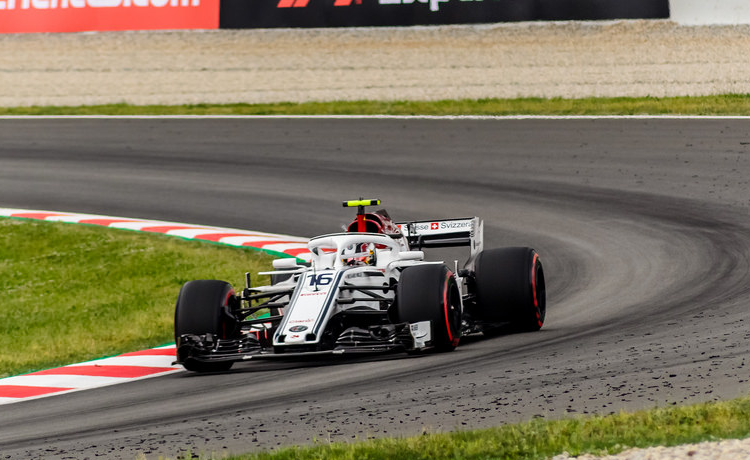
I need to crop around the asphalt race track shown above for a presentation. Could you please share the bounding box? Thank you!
[0,117,749,459]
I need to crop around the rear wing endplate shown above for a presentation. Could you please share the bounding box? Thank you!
[396,217,483,265]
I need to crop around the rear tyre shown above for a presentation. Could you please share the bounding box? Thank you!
[474,247,546,332]
[396,264,461,351]
[174,279,236,372]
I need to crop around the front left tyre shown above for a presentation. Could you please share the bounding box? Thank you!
[174,279,236,372]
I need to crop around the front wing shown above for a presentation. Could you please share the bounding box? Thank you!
[175,320,432,365]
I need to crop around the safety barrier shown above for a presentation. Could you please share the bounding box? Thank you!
[1,0,669,33]
[219,0,668,29]
[4,1,750,38]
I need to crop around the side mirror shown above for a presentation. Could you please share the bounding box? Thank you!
[273,258,300,270]
[399,251,424,261]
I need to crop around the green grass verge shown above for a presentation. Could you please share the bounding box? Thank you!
[182,396,750,460]
[5,94,750,116]
[0,217,273,378]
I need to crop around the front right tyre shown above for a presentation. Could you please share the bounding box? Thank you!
[174,279,236,372]
[395,264,461,351]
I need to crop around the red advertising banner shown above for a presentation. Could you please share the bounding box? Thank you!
[0,0,219,33]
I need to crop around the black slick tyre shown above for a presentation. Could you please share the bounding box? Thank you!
[474,247,546,332]
[396,264,461,351]
[174,279,236,372]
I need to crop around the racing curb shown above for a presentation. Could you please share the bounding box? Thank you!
[0,346,180,405]
[0,208,312,259]
[0,208,312,405]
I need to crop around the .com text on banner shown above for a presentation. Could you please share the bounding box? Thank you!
[0,0,219,33]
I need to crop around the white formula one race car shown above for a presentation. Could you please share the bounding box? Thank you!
[174,199,546,372]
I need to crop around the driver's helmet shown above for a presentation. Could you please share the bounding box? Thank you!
[342,242,376,266]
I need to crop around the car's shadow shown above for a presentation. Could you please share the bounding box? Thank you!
[175,329,516,377]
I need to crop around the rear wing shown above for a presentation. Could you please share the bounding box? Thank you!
[396,217,483,264]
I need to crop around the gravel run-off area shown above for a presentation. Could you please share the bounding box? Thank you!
[553,438,750,460]
[2,17,750,460]
[2,19,750,106]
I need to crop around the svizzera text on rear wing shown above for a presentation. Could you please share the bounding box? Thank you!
[396,217,483,264]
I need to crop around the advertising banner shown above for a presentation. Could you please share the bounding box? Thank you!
[0,0,219,33]
[219,0,669,29]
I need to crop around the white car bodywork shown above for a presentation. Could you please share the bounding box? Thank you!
[252,217,482,353]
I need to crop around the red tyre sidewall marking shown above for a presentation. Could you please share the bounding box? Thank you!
[531,253,542,327]
[443,270,459,346]
[221,289,235,340]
